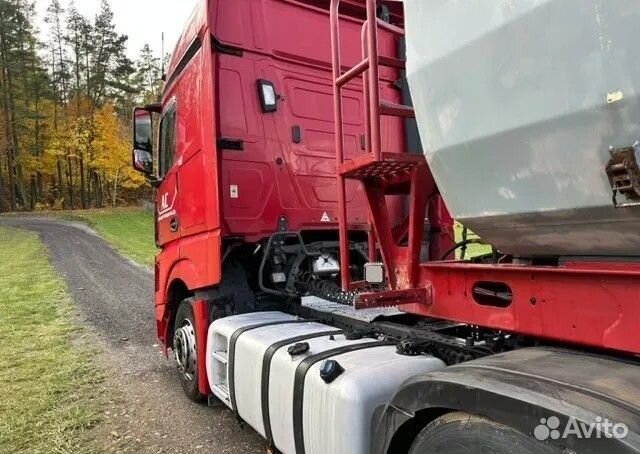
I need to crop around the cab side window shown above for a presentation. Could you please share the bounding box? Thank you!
[159,102,177,177]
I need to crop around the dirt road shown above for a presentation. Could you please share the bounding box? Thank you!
[1,217,266,454]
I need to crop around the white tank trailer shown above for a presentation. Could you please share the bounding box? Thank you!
[404,0,640,257]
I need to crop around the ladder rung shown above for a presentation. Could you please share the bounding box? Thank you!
[378,55,405,70]
[376,18,405,37]
[337,56,404,89]
[380,101,415,118]
[337,57,370,87]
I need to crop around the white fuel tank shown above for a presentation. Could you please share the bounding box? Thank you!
[206,311,445,454]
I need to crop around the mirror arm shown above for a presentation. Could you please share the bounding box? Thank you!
[147,175,164,189]
[144,103,162,113]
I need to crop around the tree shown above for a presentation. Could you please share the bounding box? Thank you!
[44,0,74,207]
[0,0,150,212]
[66,1,90,115]
[0,0,20,210]
[45,0,69,110]
[66,2,92,208]
[136,43,162,104]
[0,0,46,210]
[93,104,145,206]
[89,0,135,108]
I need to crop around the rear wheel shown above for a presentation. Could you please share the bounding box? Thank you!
[409,412,562,454]
[173,298,206,402]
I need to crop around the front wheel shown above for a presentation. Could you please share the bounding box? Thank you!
[409,412,563,454]
[173,298,206,402]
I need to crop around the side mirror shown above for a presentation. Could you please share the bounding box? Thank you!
[133,148,153,175]
[132,107,154,176]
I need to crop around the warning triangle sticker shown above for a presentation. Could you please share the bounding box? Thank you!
[321,212,331,223]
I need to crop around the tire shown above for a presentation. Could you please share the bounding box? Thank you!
[409,412,562,454]
[173,298,206,403]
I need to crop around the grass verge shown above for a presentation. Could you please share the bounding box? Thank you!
[61,208,156,267]
[0,227,105,454]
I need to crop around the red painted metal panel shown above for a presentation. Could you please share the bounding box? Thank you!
[211,0,400,78]
[400,262,640,356]
[165,2,207,88]
[156,173,179,247]
[211,0,405,239]
[155,241,179,348]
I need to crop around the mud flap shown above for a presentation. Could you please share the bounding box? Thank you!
[192,299,211,396]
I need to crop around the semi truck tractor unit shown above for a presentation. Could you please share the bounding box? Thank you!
[132,1,640,453]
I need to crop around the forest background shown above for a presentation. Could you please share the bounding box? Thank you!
[0,0,164,211]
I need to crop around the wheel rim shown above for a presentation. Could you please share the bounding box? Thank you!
[174,319,197,381]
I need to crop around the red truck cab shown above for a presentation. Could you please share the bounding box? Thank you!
[133,0,406,357]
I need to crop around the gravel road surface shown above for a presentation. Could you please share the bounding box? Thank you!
[1,217,266,454]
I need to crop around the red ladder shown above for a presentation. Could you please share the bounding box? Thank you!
[330,0,430,298]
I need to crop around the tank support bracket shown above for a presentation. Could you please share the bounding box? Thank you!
[606,143,640,208]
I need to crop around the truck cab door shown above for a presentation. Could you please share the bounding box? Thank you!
[156,101,180,247]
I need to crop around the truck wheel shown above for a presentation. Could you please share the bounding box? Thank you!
[173,298,206,403]
[409,412,562,454]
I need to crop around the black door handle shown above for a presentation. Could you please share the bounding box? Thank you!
[170,217,179,232]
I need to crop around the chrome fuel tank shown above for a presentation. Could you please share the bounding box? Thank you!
[404,0,640,256]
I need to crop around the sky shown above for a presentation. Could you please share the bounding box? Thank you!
[35,0,200,59]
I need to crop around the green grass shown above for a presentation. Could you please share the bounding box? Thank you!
[61,208,157,267]
[454,222,493,259]
[0,227,105,454]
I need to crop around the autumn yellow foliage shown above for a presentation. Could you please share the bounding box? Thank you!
[93,105,147,204]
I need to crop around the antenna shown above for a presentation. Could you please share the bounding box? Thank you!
[161,32,165,77]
